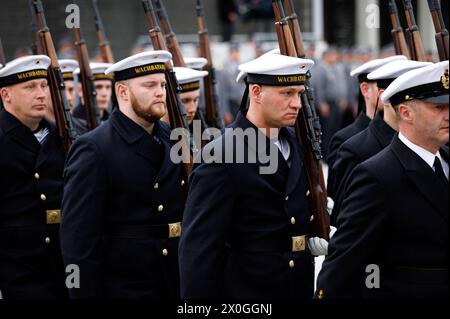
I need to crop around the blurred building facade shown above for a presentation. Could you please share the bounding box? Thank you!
[0,0,448,61]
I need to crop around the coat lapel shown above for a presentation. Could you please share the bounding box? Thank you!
[391,136,449,224]
[110,109,164,166]
[153,124,179,183]
[284,128,304,196]
[35,120,62,168]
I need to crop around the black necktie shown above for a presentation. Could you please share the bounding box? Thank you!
[433,157,448,186]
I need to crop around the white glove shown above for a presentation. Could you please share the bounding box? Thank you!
[327,197,334,215]
[308,226,337,256]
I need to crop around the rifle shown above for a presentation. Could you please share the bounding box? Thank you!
[196,0,224,129]
[152,0,186,67]
[427,0,449,61]
[142,0,193,178]
[274,0,329,240]
[388,0,411,59]
[72,1,99,130]
[402,0,426,61]
[29,0,40,55]
[32,0,77,155]
[152,0,209,132]
[91,0,114,63]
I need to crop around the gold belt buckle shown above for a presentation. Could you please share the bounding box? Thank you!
[46,209,61,224]
[292,235,306,252]
[168,222,182,238]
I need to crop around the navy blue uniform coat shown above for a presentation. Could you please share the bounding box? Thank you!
[316,135,449,299]
[0,110,67,298]
[61,109,187,298]
[326,112,370,198]
[179,111,315,299]
[330,113,396,225]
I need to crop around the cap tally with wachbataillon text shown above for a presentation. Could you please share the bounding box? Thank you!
[174,67,208,93]
[105,50,172,81]
[236,53,314,86]
[350,55,407,83]
[367,60,432,90]
[75,62,113,81]
[381,61,449,106]
[59,59,79,81]
[0,55,50,88]
[184,57,208,70]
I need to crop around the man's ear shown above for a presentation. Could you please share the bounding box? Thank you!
[116,82,129,101]
[77,83,83,98]
[0,87,11,104]
[250,84,262,104]
[360,82,369,98]
[398,103,414,123]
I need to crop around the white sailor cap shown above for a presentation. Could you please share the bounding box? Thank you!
[58,59,79,81]
[75,62,114,81]
[236,49,282,83]
[236,53,314,86]
[350,55,407,83]
[382,61,449,106]
[174,67,208,93]
[262,48,281,56]
[0,55,50,88]
[0,63,3,69]
[184,57,208,70]
[105,50,172,81]
[368,60,432,89]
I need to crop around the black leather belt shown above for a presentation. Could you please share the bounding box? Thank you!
[385,266,449,284]
[0,209,61,227]
[226,235,307,253]
[106,222,182,239]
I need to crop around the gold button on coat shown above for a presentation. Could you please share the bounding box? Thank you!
[285,195,289,201]
[154,183,159,190]
[34,173,40,180]
[181,180,185,186]
[40,194,46,201]
[289,260,295,268]
[158,205,164,212]
[162,249,168,256]
[306,190,310,196]
[290,217,296,225]
[45,237,51,244]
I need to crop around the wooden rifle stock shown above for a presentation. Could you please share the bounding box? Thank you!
[33,0,77,156]
[91,0,114,63]
[153,0,186,67]
[196,0,224,129]
[388,0,411,58]
[402,0,426,61]
[427,0,449,61]
[71,8,99,131]
[142,0,193,178]
[29,0,44,55]
[283,0,305,58]
[274,0,329,240]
